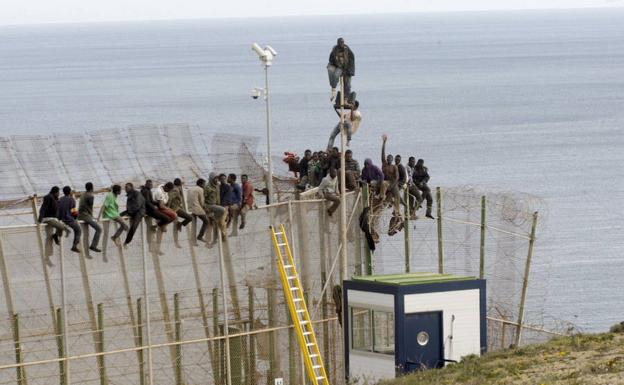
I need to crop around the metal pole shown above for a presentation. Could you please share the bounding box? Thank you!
[479,196,487,279]
[217,228,233,385]
[436,187,444,274]
[140,222,154,385]
[339,76,348,282]
[59,241,70,385]
[515,211,538,347]
[361,183,373,275]
[265,64,273,204]
[403,188,411,273]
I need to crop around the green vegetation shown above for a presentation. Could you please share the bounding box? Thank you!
[383,330,624,385]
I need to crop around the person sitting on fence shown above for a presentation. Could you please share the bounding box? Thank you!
[103,184,128,247]
[38,186,71,264]
[360,158,384,196]
[240,174,254,229]
[406,156,422,219]
[326,100,361,151]
[413,159,434,219]
[319,167,340,217]
[141,180,173,231]
[204,172,227,243]
[296,149,312,190]
[78,182,102,253]
[153,182,178,228]
[282,151,300,179]
[168,178,193,232]
[226,173,242,235]
[120,183,145,247]
[58,186,81,253]
[188,179,209,244]
[381,135,402,215]
[344,149,360,192]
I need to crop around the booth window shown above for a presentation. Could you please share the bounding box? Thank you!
[350,307,395,355]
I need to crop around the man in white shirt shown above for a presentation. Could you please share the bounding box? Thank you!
[327,100,361,151]
[318,168,340,216]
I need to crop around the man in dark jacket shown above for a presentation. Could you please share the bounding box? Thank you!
[78,182,102,253]
[140,179,172,228]
[38,186,71,263]
[58,186,81,253]
[327,37,355,102]
[413,159,434,219]
[120,182,145,246]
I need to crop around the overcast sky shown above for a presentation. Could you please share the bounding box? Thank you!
[1,0,623,26]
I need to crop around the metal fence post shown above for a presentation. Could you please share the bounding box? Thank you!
[174,293,183,385]
[403,187,411,273]
[140,222,154,385]
[97,303,107,385]
[436,187,444,274]
[217,228,233,385]
[137,298,145,385]
[480,196,486,279]
[13,314,27,385]
[515,211,539,347]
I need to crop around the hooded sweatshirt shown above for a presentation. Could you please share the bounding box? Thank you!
[361,158,384,183]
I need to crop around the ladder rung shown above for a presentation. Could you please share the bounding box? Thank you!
[296,309,305,313]
[290,287,299,291]
[287,276,297,279]
[313,365,321,369]
[284,265,293,268]
[300,321,309,325]
[310,354,318,358]
[277,242,286,246]
[316,376,325,380]
[303,332,312,335]
[306,343,315,347]
[293,298,302,302]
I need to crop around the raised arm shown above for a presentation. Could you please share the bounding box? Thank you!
[381,135,388,165]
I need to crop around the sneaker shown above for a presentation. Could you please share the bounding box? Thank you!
[426,213,435,219]
[330,88,336,101]
[52,234,60,245]
[239,222,245,230]
[70,245,81,253]
[89,246,102,253]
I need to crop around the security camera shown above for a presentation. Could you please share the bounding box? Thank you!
[251,87,264,99]
[265,45,277,57]
[252,42,276,66]
[251,43,266,59]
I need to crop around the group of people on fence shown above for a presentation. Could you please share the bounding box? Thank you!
[37,173,256,265]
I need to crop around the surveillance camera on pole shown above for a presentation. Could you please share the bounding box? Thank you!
[251,43,277,66]
[251,43,276,204]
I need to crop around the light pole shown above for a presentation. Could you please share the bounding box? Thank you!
[251,43,277,204]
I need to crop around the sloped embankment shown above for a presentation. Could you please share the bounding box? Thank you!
[382,332,624,385]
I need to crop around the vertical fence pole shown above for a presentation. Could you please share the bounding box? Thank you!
[174,293,183,385]
[247,286,256,385]
[403,187,411,273]
[97,303,107,385]
[56,308,66,385]
[59,240,70,385]
[436,187,444,274]
[212,288,221,385]
[479,196,487,279]
[217,228,233,385]
[13,314,27,385]
[137,298,145,385]
[30,196,58,330]
[140,222,154,385]
[515,211,538,347]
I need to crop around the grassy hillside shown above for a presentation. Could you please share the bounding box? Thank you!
[382,331,624,385]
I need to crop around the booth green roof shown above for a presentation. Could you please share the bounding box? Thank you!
[351,272,476,286]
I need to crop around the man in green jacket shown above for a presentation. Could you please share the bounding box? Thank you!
[103,184,129,247]
[204,172,227,242]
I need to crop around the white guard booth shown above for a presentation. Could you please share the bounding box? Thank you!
[343,273,486,383]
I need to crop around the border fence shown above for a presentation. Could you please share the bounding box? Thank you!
[0,126,564,385]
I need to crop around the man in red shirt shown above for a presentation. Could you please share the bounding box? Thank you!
[240,174,254,229]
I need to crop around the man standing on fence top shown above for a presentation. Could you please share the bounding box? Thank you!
[58,186,81,253]
[327,37,355,103]
[78,182,102,253]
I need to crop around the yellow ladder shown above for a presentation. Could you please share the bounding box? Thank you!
[270,224,330,385]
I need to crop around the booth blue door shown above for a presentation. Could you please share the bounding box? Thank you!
[404,311,443,370]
